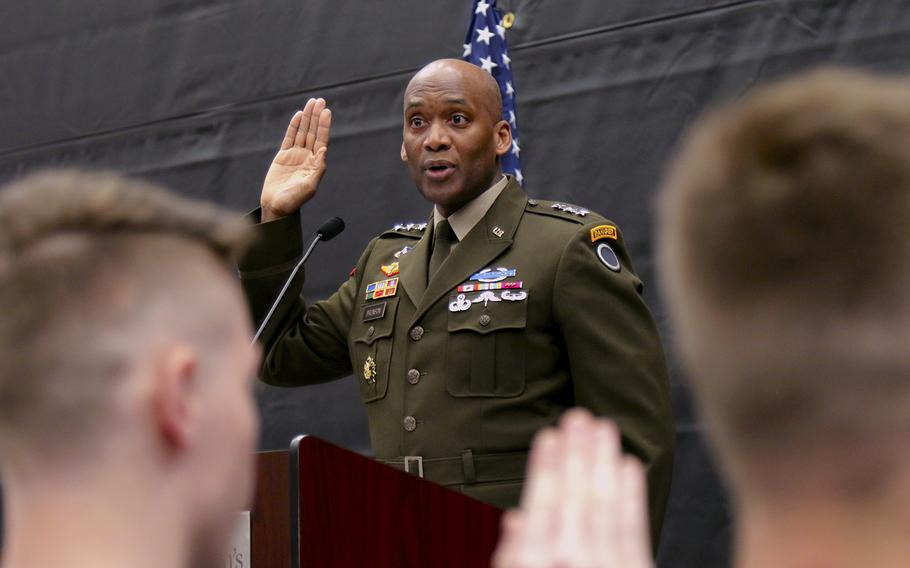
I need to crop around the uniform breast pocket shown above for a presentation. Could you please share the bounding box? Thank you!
[350,297,399,403]
[446,291,529,398]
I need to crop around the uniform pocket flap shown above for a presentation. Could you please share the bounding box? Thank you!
[447,291,528,335]
[352,297,399,344]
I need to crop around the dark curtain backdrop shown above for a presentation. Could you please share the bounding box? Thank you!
[2,1,909,565]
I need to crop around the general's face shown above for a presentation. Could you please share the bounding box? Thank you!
[401,66,511,216]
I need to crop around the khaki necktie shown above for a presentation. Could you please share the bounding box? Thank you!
[428,219,456,281]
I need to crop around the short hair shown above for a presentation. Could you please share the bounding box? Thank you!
[0,170,251,465]
[657,69,910,500]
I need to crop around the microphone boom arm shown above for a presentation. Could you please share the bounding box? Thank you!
[250,216,344,345]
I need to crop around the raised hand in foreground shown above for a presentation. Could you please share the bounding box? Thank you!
[261,97,332,222]
[493,408,654,568]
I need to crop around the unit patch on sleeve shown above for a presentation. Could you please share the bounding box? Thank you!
[365,277,399,300]
[590,225,618,242]
[596,243,622,272]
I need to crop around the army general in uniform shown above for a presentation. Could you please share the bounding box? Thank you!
[240,59,674,544]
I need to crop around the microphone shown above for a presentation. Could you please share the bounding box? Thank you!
[251,217,345,344]
[316,216,345,241]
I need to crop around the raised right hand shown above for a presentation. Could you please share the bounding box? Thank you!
[260,98,333,222]
[492,409,654,568]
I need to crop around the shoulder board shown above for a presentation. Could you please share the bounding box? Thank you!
[525,199,605,224]
[379,221,428,238]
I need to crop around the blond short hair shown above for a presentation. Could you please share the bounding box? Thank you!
[658,69,910,499]
[0,170,251,462]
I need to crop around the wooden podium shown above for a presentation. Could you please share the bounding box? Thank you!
[252,436,504,568]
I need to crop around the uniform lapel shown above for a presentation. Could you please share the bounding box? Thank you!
[397,214,433,308]
[411,178,528,325]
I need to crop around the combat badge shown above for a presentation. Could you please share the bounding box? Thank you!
[470,267,517,282]
[449,289,529,312]
[590,224,618,242]
[380,261,399,277]
[501,290,528,301]
[449,294,472,312]
[365,277,399,300]
[472,291,502,307]
[363,355,377,383]
[596,243,621,272]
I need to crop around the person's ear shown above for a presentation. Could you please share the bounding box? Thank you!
[400,141,408,163]
[494,120,512,158]
[151,345,200,454]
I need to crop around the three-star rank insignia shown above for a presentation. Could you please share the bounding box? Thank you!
[365,277,399,300]
[363,355,377,383]
[380,261,399,277]
[590,224,618,242]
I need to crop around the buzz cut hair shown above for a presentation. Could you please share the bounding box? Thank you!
[658,68,910,501]
[0,170,252,464]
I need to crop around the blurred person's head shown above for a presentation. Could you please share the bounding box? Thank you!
[658,69,910,563]
[0,170,259,568]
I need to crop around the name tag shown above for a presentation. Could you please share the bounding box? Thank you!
[363,301,388,322]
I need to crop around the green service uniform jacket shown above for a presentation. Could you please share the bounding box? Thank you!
[240,178,674,544]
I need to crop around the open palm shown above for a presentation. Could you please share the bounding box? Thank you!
[261,98,333,221]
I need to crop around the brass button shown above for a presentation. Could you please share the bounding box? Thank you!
[479,314,492,326]
[403,416,417,432]
[367,326,375,336]
[407,369,421,385]
[410,326,425,341]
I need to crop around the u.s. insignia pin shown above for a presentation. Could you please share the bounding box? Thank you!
[363,355,377,383]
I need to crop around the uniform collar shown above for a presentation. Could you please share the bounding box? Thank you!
[399,176,528,323]
[433,174,508,241]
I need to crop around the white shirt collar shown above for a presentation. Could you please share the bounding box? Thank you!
[433,174,509,241]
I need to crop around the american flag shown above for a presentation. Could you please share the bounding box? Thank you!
[463,0,523,185]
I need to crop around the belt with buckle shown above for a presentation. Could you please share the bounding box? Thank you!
[379,449,528,486]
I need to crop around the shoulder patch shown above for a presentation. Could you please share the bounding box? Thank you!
[595,243,622,272]
[590,224,618,242]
